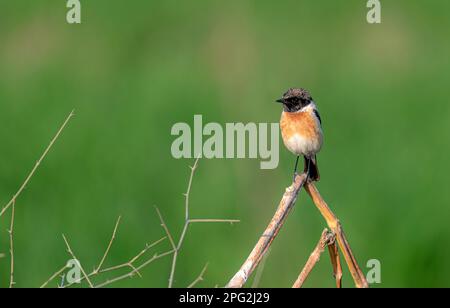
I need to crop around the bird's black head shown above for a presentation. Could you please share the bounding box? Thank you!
[276,88,313,112]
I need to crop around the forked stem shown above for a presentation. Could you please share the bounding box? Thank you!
[328,239,343,288]
[292,229,335,288]
[304,182,368,288]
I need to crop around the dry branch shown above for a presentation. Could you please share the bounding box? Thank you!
[95,249,175,288]
[98,236,167,275]
[64,216,166,288]
[0,111,73,288]
[0,111,75,218]
[42,158,237,288]
[226,173,308,288]
[188,263,209,288]
[292,229,335,288]
[8,201,16,288]
[94,216,122,274]
[6,113,238,288]
[157,158,239,288]
[304,182,368,288]
[328,238,343,288]
[227,174,367,288]
[154,206,178,288]
[40,265,68,288]
[68,238,171,288]
[43,231,169,288]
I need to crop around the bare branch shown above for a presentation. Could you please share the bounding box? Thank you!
[154,206,179,288]
[292,229,335,288]
[42,157,237,288]
[40,265,68,289]
[158,158,238,288]
[98,236,168,274]
[328,238,343,288]
[304,182,368,288]
[226,173,308,288]
[95,216,122,273]
[188,263,208,288]
[185,157,199,221]
[95,249,175,288]
[8,201,16,288]
[0,111,75,218]
[59,236,168,288]
[155,207,177,251]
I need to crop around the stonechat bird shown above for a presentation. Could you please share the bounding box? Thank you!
[277,88,323,181]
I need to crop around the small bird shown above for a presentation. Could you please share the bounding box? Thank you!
[277,88,323,181]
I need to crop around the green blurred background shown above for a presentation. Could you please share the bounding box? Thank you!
[0,0,449,288]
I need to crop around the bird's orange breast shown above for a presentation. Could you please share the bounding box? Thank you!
[280,111,318,140]
[280,110,323,156]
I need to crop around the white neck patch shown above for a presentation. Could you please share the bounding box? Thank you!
[298,101,317,113]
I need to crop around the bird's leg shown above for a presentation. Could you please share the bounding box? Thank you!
[307,158,311,182]
[293,156,300,182]
[303,156,311,182]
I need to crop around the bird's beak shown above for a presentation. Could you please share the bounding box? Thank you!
[275,98,284,104]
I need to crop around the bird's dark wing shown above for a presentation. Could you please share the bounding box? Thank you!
[313,109,322,125]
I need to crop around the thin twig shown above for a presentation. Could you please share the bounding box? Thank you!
[8,201,16,288]
[95,249,175,288]
[94,216,122,273]
[170,157,201,288]
[155,206,180,289]
[158,158,238,288]
[155,207,177,252]
[184,157,199,221]
[328,238,343,288]
[226,173,308,288]
[43,157,237,288]
[304,182,368,288]
[0,111,75,218]
[40,264,68,288]
[188,263,209,288]
[62,234,94,288]
[99,236,167,274]
[292,229,335,288]
[59,236,168,288]
[154,206,178,288]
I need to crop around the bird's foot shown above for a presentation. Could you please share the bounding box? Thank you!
[305,170,311,183]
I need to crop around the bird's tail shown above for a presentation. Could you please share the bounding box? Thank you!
[304,156,320,181]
